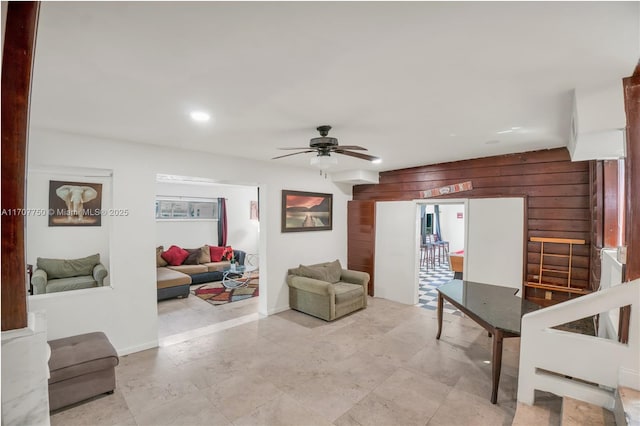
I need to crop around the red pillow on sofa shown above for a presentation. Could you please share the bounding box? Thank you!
[161,245,189,266]
[209,246,225,262]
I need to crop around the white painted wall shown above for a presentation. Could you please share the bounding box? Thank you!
[466,198,524,291]
[374,201,419,305]
[26,167,112,286]
[27,128,350,354]
[438,204,465,253]
[155,181,259,255]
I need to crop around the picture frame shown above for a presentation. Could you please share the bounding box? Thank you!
[281,190,332,232]
[48,180,103,226]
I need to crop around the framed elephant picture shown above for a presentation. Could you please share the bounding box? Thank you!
[48,180,103,226]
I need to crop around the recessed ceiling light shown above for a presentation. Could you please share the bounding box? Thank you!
[190,111,210,122]
[372,158,382,164]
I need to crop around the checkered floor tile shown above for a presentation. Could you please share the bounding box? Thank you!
[416,262,461,316]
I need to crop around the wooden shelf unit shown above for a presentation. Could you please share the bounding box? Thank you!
[526,237,589,297]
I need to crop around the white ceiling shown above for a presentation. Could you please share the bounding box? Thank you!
[29,2,639,173]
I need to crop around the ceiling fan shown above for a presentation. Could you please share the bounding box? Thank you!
[272,126,380,167]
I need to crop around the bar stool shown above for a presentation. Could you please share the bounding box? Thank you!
[435,235,449,265]
[422,234,437,270]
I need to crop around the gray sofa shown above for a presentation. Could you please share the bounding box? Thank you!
[31,254,108,295]
[156,248,246,301]
[287,260,369,321]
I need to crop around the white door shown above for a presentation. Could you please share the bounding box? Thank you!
[374,201,419,304]
[466,197,525,292]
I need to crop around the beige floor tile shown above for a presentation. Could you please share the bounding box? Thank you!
[427,387,514,425]
[357,334,426,368]
[254,348,333,392]
[119,370,200,417]
[453,372,518,404]
[203,372,283,421]
[116,348,178,381]
[134,391,231,426]
[335,391,428,426]
[232,393,334,426]
[329,350,398,392]
[286,373,372,422]
[54,295,521,426]
[161,334,222,366]
[372,368,452,420]
[404,344,483,387]
[50,390,134,426]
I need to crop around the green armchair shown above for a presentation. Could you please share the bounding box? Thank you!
[287,260,369,321]
[31,254,108,295]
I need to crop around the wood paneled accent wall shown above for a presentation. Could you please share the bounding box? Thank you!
[347,200,376,296]
[351,148,592,304]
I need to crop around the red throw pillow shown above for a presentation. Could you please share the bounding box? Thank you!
[209,246,225,262]
[161,245,189,266]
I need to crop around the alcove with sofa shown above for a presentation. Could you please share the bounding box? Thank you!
[31,254,108,295]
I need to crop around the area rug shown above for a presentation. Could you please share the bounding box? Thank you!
[192,280,258,306]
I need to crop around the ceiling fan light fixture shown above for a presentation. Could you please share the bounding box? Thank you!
[310,155,338,170]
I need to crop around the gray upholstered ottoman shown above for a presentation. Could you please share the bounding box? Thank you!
[48,332,119,411]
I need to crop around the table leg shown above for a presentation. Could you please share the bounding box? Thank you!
[436,292,443,340]
[491,329,504,404]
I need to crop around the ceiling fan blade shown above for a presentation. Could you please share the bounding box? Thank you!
[276,147,314,150]
[272,150,316,160]
[333,145,368,151]
[335,150,380,162]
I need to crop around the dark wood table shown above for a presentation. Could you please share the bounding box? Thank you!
[436,279,539,404]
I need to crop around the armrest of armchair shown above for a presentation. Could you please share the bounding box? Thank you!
[93,263,108,286]
[31,269,48,295]
[287,275,334,296]
[340,269,370,287]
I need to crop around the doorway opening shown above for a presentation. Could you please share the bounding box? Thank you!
[154,174,261,342]
[416,201,466,315]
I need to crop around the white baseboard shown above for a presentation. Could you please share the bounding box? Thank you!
[116,339,158,356]
[267,305,290,316]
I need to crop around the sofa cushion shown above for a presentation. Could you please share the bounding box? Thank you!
[156,246,168,267]
[183,249,201,265]
[199,245,210,264]
[325,260,342,283]
[166,264,208,275]
[333,282,364,304]
[156,267,192,289]
[203,261,231,272]
[161,245,189,266]
[37,254,100,279]
[209,246,225,262]
[298,264,327,281]
[45,276,98,293]
[298,260,342,283]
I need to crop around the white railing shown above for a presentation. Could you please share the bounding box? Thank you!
[598,249,624,339]
[517,278,640,410]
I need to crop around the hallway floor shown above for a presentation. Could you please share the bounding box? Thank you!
[417,262,461,316]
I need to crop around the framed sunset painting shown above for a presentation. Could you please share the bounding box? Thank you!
[281,190,332,232]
